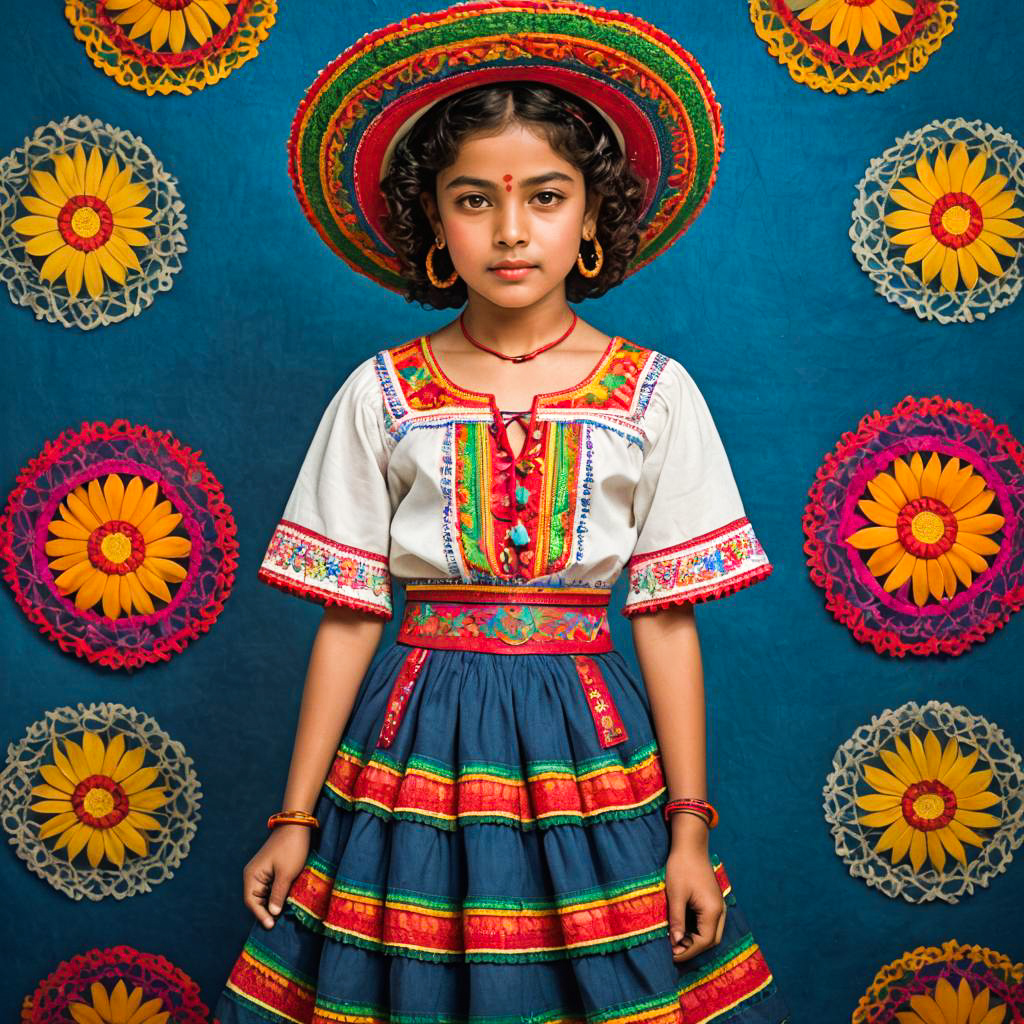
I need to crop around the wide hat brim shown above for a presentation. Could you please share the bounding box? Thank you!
[288,0,724,293]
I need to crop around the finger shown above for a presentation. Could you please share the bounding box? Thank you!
[667,889,689,947]
[246,875,277,928]
[713,906,727,945]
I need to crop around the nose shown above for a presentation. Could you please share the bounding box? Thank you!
[494,198,528,249]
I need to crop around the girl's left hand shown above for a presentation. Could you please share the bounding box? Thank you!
[665,842,727,963]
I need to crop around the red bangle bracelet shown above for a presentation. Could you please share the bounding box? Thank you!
[663,797,719,829]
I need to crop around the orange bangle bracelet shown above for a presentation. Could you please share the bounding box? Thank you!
[267,810,320,830]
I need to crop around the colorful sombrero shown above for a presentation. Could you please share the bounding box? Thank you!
[288,0,725,293]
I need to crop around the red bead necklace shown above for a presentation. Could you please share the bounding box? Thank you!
[458,309,578,363]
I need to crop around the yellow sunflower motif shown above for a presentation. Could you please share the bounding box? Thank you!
[45,474,192,619]
[856,728,1001,874]
[884,140,1024,291]
[31,731,168,869]
[844,451,1005,607]
[793,0,912,54]
[11,141,153,300]
[69,979,170,1024]
[104,0,237,52]
[895,975,1008,1024]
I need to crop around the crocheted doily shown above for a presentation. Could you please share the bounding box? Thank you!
[803,396,1024,657]
[749,0,957,95]
[823,700,1023,904]
[0,702,202,902]
[0,420,238,670]
[20,944,209,1024]
[66,0,277,96]
[0,114,187,330]
[852,939,1024,1023]
[851,118,1023,324]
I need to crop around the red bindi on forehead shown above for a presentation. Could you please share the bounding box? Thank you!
[503,174,513,192]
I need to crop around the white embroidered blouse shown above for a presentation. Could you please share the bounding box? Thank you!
[258,333,772,618]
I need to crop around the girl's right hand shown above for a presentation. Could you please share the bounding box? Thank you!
[242,824,313,928]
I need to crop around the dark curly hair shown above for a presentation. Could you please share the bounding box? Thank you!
[379,82,649,309]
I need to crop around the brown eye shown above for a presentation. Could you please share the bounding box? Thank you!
[457,194,488,209]
[534,190,563,206]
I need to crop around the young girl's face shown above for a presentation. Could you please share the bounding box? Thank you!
[422,120,600,309]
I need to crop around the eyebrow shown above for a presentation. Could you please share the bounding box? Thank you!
[444,171,575,190]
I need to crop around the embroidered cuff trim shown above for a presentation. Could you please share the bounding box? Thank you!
[259,519,392,618]
[623,517,772,616]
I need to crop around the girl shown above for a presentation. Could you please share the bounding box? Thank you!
[215,3,789,1022]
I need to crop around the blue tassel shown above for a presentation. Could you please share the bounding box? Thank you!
[508,522,529,546]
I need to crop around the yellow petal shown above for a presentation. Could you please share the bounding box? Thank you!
[940,745,979,787]
[24,230,66,257]
[866,540,905,576]
[957,247,979,290]
[857,498,898,526]
[137,563,173,603]
[145,535,191,559]
[892,456,920,500]
[11,214,61,237]
[965,237,1006,277]
[81,730,106,774]
[933,147,952,193]
[128,480,160,526]
[101,573,123,619]
[83,251,105,300]
[884,210,931,230]
[946,142,969,192]
[125,572,155,614]
[883,550,917,593]
[39,245,75,284]
[142,511,183,541]
[911,558,931,606]
[940,246,960,291]
[936,824,968,866]
[954,532,1000,558]
[74,569,107,610]
[922,730,942,777]
[96,243,127,285]
[914,153,944,201]
[28,168,70,205]
[957,768,994,798]
[863,762,907,796]
[909,828,928,872]
[957,513,1005,536]
[961,151,988,195]
[926,830,946,873]
[921,240,947,284]
[120,476,145,522]
[846,525,899,549]
[65,249,87,299]
[974,172,1010,206]
[144,556,188,583]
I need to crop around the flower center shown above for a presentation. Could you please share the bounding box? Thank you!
[902,779,957,831]
[896,496,957,558]
[72,774,130,828]
[71,206,102,238]
[911,509,945,545]
[89,520,146,574]
[59,195,114,252]
[929,192,983,249]
[100,531,133,564]
[149,0,194,9]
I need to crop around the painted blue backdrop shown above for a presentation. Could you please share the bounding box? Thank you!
[2,2,1022,1020]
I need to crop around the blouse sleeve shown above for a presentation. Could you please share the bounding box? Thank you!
[622,356,773,616]
[257,355,394,619]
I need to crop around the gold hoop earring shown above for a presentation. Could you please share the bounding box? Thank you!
[576,234,603,278]
[425,239,459,288]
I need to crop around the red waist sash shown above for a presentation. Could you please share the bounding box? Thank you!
[397,583,613,654]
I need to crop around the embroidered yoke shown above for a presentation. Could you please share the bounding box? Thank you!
[258,333,773,618]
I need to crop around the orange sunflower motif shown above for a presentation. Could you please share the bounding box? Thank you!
[844,451,1005,607]
[885,140,1024,291]
[895,975,1008,1024]
[794,0,913,54]
[11,141,152,300]
[69,979,170,1024]
[104,0,237,52]
[31,731,168,869]
[856,728,1001,873]
[46,474,191,619]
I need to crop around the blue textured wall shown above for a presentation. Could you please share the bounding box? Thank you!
[2,2,1022,1020]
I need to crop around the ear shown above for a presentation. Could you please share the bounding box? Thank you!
[583,193,603,239]
[419,191,442,242]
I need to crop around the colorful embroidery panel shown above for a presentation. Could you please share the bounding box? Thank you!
[66,0,277,96]
[0,114,187,330]
[0,702,202,902]
[20,944,210,1024]
[624,517,773,615]
[398,597,613,655]
[750,0,957,95]
[259,519,392,618]
[574,655,629,748]
[381,336,667,586]
[852,939,1024,1023]
[0,420,237,670]
[803,396,1024,657]
[823,700,1023,904]
[376,648,430,748]
[852,118,1024,324]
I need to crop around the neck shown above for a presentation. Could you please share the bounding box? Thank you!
[460,287,575,356]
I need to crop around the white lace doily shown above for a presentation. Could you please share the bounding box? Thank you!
[0,114,187,330]
[850,118,1023,324]
[823,699,1023,904]
[0,702,201,901]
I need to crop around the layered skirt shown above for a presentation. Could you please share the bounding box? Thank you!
[214,584,790,1024]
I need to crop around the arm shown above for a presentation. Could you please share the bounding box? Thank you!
[631,603,727,962]
[243,604,384,928]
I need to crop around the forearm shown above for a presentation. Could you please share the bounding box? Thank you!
[279,605,385,814]
[631,603,710,847]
